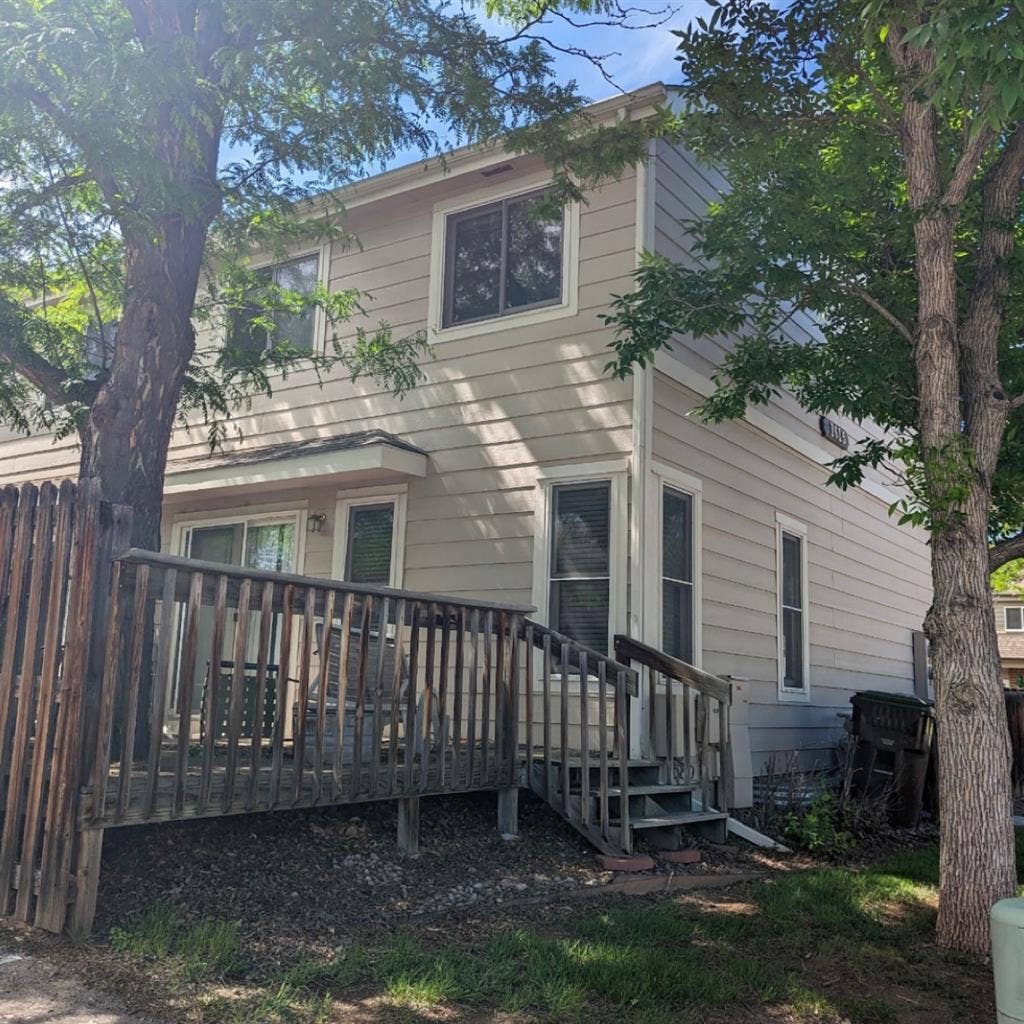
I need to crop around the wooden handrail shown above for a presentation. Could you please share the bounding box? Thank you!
[522,620,638,697]
[613,635,731,704]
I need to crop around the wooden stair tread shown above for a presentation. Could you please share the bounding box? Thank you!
[625,810,728,829]
[606,783,697,797]
[543,757,661,768]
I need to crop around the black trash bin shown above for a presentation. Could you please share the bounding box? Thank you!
[849,691,936,828]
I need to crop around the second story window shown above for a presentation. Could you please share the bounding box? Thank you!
[442,189,563,327]
[1007,607,1024,631]
[232,253,319,357]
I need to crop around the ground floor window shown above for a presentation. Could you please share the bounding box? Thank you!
[776,512,810,700]
[661,485,695,664]
[332,488,407,589]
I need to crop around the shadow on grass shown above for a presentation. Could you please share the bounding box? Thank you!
[110,841,1009,1024]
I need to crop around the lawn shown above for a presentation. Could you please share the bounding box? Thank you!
[97,838,1014,1024]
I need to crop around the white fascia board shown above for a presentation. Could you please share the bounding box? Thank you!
[164,442,427,495]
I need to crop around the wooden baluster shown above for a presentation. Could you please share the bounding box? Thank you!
[314,589,337,805]
[682,680,693,784]
[524,623,535,780]
[198,574,228,814]
[113,565,149,824]
[269,583,295,807]
[369,596,389,798]
[648,662,657,760]
[466,608,479,785]
[718,698,734,810]
[291,586,316,805]
[332,592,353,799]
[493,612,507,781]
[481,609,493,782]
[616,668,631,851]
[222,578,252,814]
[247,581,275,811]
[665,668,675,778]
[419,602,437,791]
[579,651,590,828]
[559,641,570,817]
[350,595,372,801]
[698,694,711,810]
[451,607,466,788]
[542,632,552,801]
[436,605,451,789]
[403,603,421,793]
[173,572,204,817]
[144,568,177,817]
[598,660,610,841]
[506,615,519,787]
[387,599,407,796]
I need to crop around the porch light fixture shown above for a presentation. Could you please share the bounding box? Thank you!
[307,512,327,534]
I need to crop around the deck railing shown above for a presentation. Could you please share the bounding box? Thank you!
[86,549,537,826]
[614,635,734,811]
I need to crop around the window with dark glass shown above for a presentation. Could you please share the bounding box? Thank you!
[781,531,805,690]
[345,503,395,586]
[548,482,611,656]
[442,190,563,327]
[662,487,694,663]
[1008,607,1024,631]
[231,253,318,356]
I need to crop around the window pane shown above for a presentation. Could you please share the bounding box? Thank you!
[505,196,562,309]
[782,533,802,609]
[245,522,296,573]
[346,503,394,585]
[447,206,502,325]
[188,524,244,565]
[550,579,610,655]
[551,483,610,577]
[272,254,318,352]
[782,607,804,688]
[662,488,692,583]
[1009,607,1023,631]
[662,580,693,663]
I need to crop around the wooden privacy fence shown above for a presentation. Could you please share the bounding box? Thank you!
[0,480,131,934]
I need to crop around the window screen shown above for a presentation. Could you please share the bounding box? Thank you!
[662,487,694,663]
[548,482,611,655]
[345,503,395,585]
[443,190,563,327]
[1008,607,1024,631]
[781,531,805,690]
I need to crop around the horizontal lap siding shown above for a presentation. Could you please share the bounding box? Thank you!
[652,371,931,773]
[6,160,638,615]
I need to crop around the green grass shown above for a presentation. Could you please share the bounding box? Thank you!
[112,841,1014,1022]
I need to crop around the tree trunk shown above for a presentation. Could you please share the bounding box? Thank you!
[77,232,205,551]
[930,509,1016,953]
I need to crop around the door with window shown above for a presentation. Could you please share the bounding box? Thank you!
[171,514,300,732]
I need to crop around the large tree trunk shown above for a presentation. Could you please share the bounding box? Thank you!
[930,508,1016,952]
[77,231,205,551]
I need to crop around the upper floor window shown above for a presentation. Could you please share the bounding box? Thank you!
[442,189,563,328]
[231,253,319,357]
[1007,607,1024,631]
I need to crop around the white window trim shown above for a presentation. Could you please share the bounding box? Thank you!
[776,511,811,703]
[331,484,408,588]
[169,505,309,573]
[531,460,629,658]
[644,461,702,669]
[1006,606,1024,632]
[230,244,331,356]
[427,171,581,343]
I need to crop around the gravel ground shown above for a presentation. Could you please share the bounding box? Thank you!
[92,790,780,964]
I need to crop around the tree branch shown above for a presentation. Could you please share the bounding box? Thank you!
[6,170,93,218]
[0,307,73,404]
[840,281,915,343]
[942,124,995,209]
[991,531,1024,572]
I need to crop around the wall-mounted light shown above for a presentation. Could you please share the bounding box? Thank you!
[307,513,328,534]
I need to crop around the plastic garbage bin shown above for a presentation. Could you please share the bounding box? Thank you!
[992,898,1024,1023]
[849,690,936,828]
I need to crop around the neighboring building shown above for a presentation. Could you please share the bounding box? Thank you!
[0,83,933,803]
[994,590,1024,687]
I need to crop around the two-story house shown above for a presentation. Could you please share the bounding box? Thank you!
[0,83,933,807]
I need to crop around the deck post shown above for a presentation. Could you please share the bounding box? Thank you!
[68,828,104,936]
[397,796,420,856]
[497,786,518,837]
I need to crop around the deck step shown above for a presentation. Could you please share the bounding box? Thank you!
[626,810,727,830]
[606,783,697,797]
[544,757,661,768]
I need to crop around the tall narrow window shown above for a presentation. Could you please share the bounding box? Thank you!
[344,503,395,586]
[662,487,694,663]
[549,481,611,655]
[231,253,319,356]
[443,189,563,327]
[780,530,807,692]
